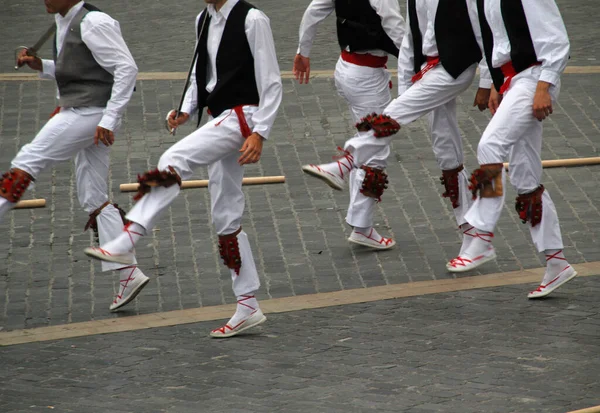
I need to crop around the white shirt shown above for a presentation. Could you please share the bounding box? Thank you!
[397,0,491,94]
[481,0,570,86]
[181,0,282,140]
[297,0,405,58]
[40,1,138,131]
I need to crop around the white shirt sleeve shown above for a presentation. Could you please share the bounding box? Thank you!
[369,0,405,54]
[40,59,56,80]
[522,0,570,86]
[181,12,205,116]
[396,9,414,95]
[465,0,492,89]
[246,10,283,140]
[297,0,336,57]
[81,13,138,131]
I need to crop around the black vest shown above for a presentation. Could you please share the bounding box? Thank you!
[476,0,505,90]
[500,0,539,72]
[195,1,260,119]
[433,0,483,79]
[476,0,537,90]
[335,0,399,56]
[407,0,425,74]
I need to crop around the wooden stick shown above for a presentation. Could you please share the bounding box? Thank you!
[567,406,600,413]
[14,199,46,209]
[120,175,286,193]
[504,157,600,170]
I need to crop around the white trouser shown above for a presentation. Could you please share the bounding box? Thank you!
[2,108,133,271]
[429,99,472,226]
[345,63,477,227]
[126,107,261,297]
[464,66,564,252]
[334,57,392,228]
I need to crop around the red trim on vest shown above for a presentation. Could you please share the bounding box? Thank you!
[411,56,440,83]
[341,50,388,68]
[499,61,541,94]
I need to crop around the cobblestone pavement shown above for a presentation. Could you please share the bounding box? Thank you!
[1,71,600,330]
[0,277,598,413]
[0,2,599,326]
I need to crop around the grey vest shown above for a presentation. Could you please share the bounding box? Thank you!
[53,4,114,108]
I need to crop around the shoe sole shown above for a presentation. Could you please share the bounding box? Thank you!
[348,237,396,250]
[301,166,344,191]
[110,277,150,312]
[528,270,578,299]
[446,251,497,273]
[84,247,136,266]
[209,315,267,339]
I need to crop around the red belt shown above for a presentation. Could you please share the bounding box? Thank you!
[341,50,388,68]
[208,105,254,138]
[499,61,541,94]
[411,56,440,83]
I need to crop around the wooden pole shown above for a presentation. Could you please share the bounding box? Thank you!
[567,406,600,413]
[120,175,286,193]
[14,199,46,209]
[504,157,600,170]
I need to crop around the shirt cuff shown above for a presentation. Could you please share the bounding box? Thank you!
[539,69,561,86]
[181,102,197,118]
[297,45,310,58]
[253,125,270,140]
[478,78,492,89]
[98,113,120,132]
[39,59,55,80]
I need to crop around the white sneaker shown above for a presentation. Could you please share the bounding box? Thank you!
[209,309,267,338]
[302,163,346,191]
[84,246,136,266]
[348,228,396,250]
[446,246,497,273]
[528,266,578,299]
[109,267,150,312]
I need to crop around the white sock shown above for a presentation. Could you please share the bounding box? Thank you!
[226,294,259,328]
[461,227,493,258]
[543,249,570,283]
[319,149,355,178]
[354,226,383,241]
[100,222,146,255]
[0,198,13,224]
[458,223,475,256]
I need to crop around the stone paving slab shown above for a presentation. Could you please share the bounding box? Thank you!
[1,0,600,331]
[1,0,599,74]
[1,72,600,331]
[0,276,598,413]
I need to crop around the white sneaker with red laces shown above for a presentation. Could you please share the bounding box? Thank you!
[109,267,150,312]
[446,228,496,273]
[84,222,145,266]
[528,250,577,299]
[210,294,266,338]
[210,309,267,338]
[301,147,354,191]
[85,247,136,266]
[348,228,396,250]
[528,266,577,299]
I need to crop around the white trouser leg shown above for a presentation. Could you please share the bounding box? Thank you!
[429,99,471,225]
[347,64,476,168]
[506,109,563,252]
[74,142,137,271]
[346,167,377,228]
[126,109,250,231]
[0,109,102,225]
[334,58,393,228]
[464,67,564,249]
[208,152,260,297]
